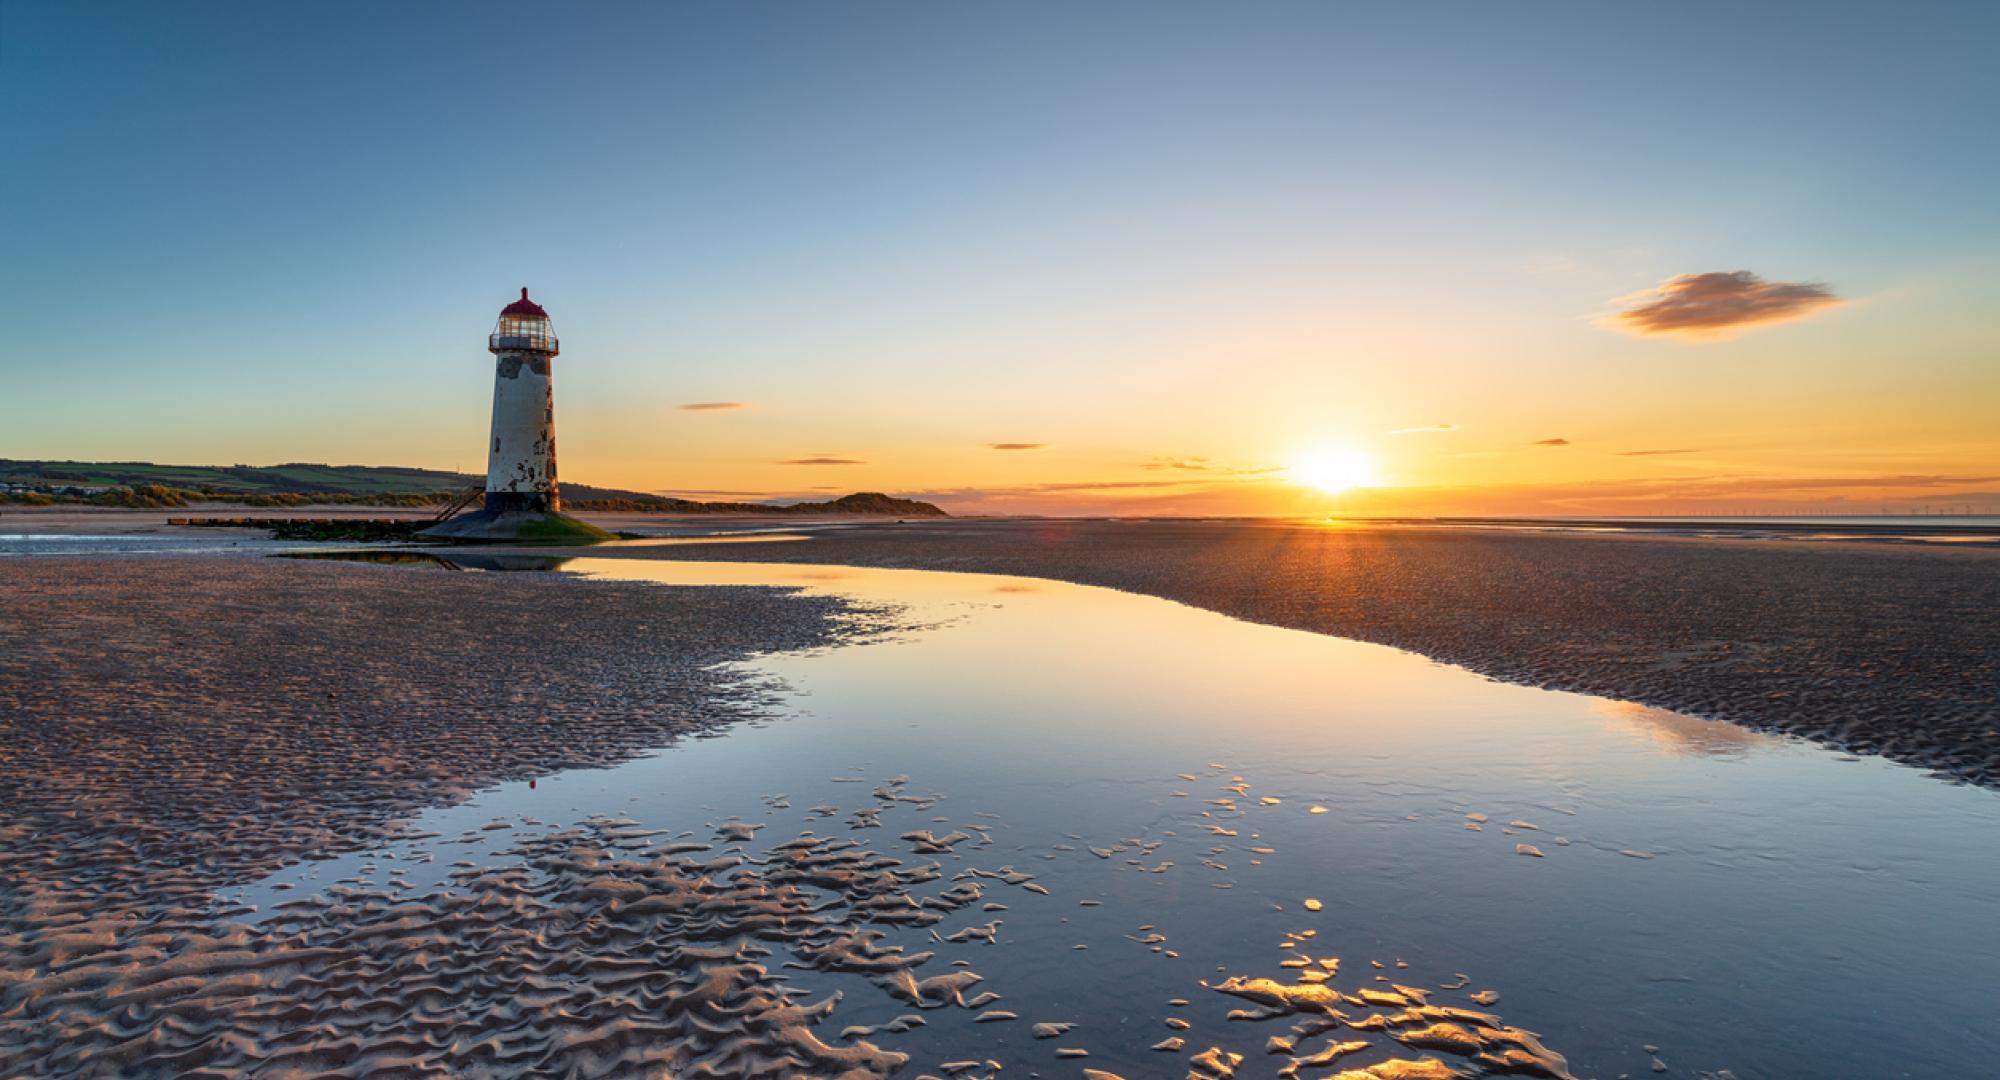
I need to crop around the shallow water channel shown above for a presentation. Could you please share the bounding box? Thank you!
[228,558,2000,1078]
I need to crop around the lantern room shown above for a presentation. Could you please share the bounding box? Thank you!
[489,288,559,355]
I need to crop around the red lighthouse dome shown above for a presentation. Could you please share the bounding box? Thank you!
[500,287,547,318]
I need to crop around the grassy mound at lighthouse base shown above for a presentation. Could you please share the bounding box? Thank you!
[416,509,615,544]
[512,514,617,543]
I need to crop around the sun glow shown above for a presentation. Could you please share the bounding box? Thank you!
[1290,446,1382,494]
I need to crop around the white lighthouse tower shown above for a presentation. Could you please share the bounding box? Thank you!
[485,287,561,513]
[421,288,606,542]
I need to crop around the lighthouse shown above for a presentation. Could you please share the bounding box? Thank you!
[420,288,608,542]
[485,287,560,513]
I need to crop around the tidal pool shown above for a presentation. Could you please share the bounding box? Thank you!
[228,558,2000,1078]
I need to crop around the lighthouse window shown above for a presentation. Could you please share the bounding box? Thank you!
[491,311,556,353]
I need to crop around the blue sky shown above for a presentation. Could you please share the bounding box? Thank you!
[4,2,1996,512]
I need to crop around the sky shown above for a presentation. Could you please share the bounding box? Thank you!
[4,1,1997,516]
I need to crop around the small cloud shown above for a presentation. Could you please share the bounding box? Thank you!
[1611,270,1839,339]
[989,442,1046,451]
[779,456,865,466]
[1532,438,1571,447]
[1392,423,1458,435]
[679,402,746,411]
[1619,448,1701,457]
[1145,456,1211,471]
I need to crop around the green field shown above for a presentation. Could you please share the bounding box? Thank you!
[0,459,671,501]
[2,459,481,496]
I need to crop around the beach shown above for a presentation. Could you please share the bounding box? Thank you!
[0,554,873,887]
[5,526,2000,1077]
[0,555,918,1077]
[563,519,2000,789]
[14,3,1996,1074]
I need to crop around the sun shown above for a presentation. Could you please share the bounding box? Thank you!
[1290,446,1382,494]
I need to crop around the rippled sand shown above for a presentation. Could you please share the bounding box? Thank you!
[4,790,1579,1079]
[0,557,881,1075]
[8,818,976,1077]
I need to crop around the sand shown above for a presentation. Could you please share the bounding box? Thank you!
[5,820,976,1077]
[0,557,978,1076]
[4,520,1987,1074]
[566,519,2000,788]
[0,547,1589,1077]
[0,555,895,898]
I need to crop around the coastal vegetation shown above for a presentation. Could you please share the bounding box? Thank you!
[0,460,948,516]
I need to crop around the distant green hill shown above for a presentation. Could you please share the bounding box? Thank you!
[0,458,662,500]
[1,459,486,497]
[0,459,947,516]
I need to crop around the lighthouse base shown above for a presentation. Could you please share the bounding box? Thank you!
[416,508,614,544]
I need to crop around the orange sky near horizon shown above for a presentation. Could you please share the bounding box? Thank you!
[549,266,1999,517]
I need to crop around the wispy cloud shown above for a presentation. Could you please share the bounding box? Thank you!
[1526,473,2000,511]
[1532,438,1571,446]
[1140,456,1283,477]
[989,442,1046,451]
[679,401,746,411]
[1619,448,1701,457]
[903,480,1200,500]
[1611,271,1839,339]
[778,456,865,466]
[1392,423,1458,435]
[1020,479,1194,493]
[903,466,1286,503]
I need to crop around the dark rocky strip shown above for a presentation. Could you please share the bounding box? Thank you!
[569,519,2000,789]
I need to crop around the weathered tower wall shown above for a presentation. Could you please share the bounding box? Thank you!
[485,351,559,513]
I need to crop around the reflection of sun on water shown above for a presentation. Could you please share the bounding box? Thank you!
[1290,446,1382,494]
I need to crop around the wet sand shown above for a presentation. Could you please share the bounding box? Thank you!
[5,540,1989,1075]
[0,556,1580,1077]
[0,556,886,891]
[556,519,2000,789]
[0,557,918,1076]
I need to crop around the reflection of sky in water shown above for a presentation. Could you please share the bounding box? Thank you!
[226,559,2000,1078]
[1590,699,1772,758]
[0,533,300,556]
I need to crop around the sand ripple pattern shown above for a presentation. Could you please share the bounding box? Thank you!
[0,558,907,1077]
[0,558,876,904]
[1194,973,1575,1079]
[2,821,996,1078]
